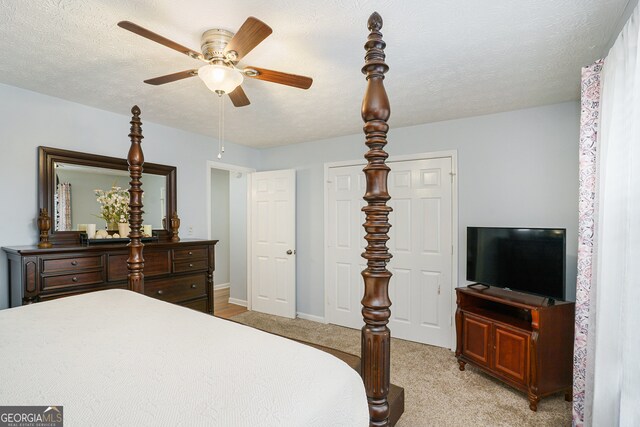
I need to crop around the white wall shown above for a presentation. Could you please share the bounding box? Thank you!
[210,169,230,285]
[229,172,248,302]
[0,83,259,309]
[258,101,580,318]
[0,83,580,317]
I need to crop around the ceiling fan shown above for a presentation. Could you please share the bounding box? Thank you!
[118,17,313,107]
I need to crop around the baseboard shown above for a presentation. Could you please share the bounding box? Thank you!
[296,312,326,323]
[214,283,230,291]
[228,298,247,307]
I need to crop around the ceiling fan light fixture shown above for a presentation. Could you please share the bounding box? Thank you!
[198,64,244,94]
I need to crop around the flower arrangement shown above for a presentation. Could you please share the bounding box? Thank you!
[95,186,130,225]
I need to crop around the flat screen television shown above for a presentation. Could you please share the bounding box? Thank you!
[466,227,566,300]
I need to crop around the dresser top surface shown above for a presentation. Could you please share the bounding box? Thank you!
[3,239,218,255]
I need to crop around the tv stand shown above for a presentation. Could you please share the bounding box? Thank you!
[455,286,574,411]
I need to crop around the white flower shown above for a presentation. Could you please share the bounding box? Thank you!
[95,186,130,224]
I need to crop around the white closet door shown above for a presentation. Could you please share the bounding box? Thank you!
[326,157,454,347]
[250,170,296,318]
[326,167,367,329]
[386,157,453,347]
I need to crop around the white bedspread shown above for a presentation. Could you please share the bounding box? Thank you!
[0,290,368,426]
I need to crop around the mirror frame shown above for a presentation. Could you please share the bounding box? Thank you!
[39,146,177,245]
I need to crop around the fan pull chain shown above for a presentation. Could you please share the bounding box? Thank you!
[217,93,223,159]
[221,94,225,154]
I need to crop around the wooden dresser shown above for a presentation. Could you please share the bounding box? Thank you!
[3,240,217,314]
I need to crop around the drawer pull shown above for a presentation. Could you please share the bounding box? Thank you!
[188,251,193,256]
[157,290,164,295]
[191,284,197,289]
[189,263,194,268]
[71,261,78,266]
[72,277,78,282]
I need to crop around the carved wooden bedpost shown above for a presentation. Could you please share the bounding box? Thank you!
[361,12,392,427]
[127,105,145,293]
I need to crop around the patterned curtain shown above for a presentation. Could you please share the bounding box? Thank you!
[55,183,72,231]
[573,59,603,427]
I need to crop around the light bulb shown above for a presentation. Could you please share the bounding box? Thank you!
[198,64,244,94]
[211,67,226,82]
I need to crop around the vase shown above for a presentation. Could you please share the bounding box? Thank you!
[107,221,118,231]
[118,223,131,238]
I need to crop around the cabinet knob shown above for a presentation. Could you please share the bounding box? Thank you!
[191,284,197,289]
[286,250,293,255]
[189,263,194,268]
[157,290,164,295]
[71,260,78,266]
[72,277,78,282]
[188,251,193,256]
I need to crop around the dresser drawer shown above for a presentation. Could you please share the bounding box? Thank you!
[42,256,103,273]
[42,270,104,291]
[107,252,171,282]
[180,297,209,313]
[145,274,207,303]
[173,259,208,273]
[39,283,128,302]
[173,247,208,261]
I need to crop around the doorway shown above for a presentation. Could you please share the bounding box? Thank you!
[207,161,254,312]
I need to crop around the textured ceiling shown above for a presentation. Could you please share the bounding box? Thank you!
[0,0,627,148]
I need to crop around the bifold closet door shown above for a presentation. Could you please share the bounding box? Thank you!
[326,157,453,347]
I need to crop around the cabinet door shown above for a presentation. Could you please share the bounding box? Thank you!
[462,313,491,367]
[492,324,529,385]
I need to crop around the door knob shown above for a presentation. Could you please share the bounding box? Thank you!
[286,250,293,255]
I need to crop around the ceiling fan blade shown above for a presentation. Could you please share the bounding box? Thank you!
[143,70,198,85]
[244,67,312,89]
[118,21,204,61]
[224,17,272,61]
[228,86,251,107]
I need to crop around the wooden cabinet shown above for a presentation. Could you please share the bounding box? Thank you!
[455,286,574,411]
[461,313,491,368]
[3,240,217,314]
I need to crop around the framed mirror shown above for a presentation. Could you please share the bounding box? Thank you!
[39,146,176,244]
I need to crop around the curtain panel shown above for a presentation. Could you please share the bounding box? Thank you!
[591,5,640,425]
[574,4,640,426]
[573,59,603,427]
[55,182,72,231]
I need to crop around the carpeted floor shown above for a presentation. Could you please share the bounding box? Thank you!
[231,311,572,427]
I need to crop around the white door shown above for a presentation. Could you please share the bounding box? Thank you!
[326,157,454,348]
[250,170,296,318]
[326,169,366,329]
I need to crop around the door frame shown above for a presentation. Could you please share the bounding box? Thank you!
[206,160,256,309]
[323,150,459,349]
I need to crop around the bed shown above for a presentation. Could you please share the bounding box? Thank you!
[0,12,395,427]
[0,290,368,426]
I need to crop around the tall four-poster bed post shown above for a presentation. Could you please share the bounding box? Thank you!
[361,12,393,427]
[127,105,145,293]
[121,12,398,425]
